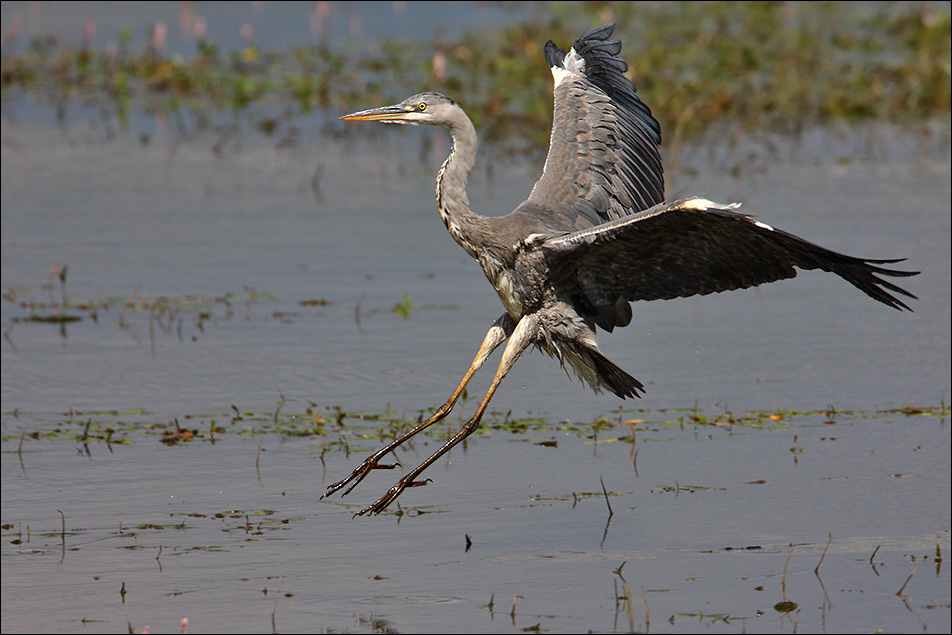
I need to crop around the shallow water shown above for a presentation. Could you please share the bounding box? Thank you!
[2,410,949,634]
[2,109,950,634]
[2,3,951,633]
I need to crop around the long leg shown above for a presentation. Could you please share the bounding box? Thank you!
[322,314,515,500]
[355,314,539,516]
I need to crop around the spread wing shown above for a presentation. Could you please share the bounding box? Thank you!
[542,198,918,331]
[519,23,664,230]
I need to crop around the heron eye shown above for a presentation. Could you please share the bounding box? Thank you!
[418,103,427,111]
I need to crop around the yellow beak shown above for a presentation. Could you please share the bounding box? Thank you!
[340,104,412,121]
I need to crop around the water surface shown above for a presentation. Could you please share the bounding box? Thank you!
[2,3,950,631]
[2,112,949,634]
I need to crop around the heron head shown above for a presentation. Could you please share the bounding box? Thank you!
[341,92,458,126]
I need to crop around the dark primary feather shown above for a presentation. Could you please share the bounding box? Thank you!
[522,23,664,230]
[542,199,920,316]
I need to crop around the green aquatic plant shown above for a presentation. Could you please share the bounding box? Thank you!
[3,402,946,449]
[1,2,947,156]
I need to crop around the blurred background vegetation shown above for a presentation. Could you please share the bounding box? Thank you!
[2,1,949,157]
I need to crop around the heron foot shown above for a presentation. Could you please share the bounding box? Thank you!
[354,477,433,517]
[321,457,400,500]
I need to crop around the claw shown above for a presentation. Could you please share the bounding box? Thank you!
[321,471,367,500]
[354,495,394,517]
[352,474,429,516]
[322,456,402,500]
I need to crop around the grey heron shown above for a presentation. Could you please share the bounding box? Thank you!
[325,23,918,516]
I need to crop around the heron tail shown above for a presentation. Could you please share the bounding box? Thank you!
[551,338,645,399]
[589,348,645,399]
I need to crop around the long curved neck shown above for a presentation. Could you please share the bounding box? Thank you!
[436,113,484,259]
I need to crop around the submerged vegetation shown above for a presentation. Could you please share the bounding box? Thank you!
[1,2,949,155]
[3,399,946,451]
[2,271,286,348]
